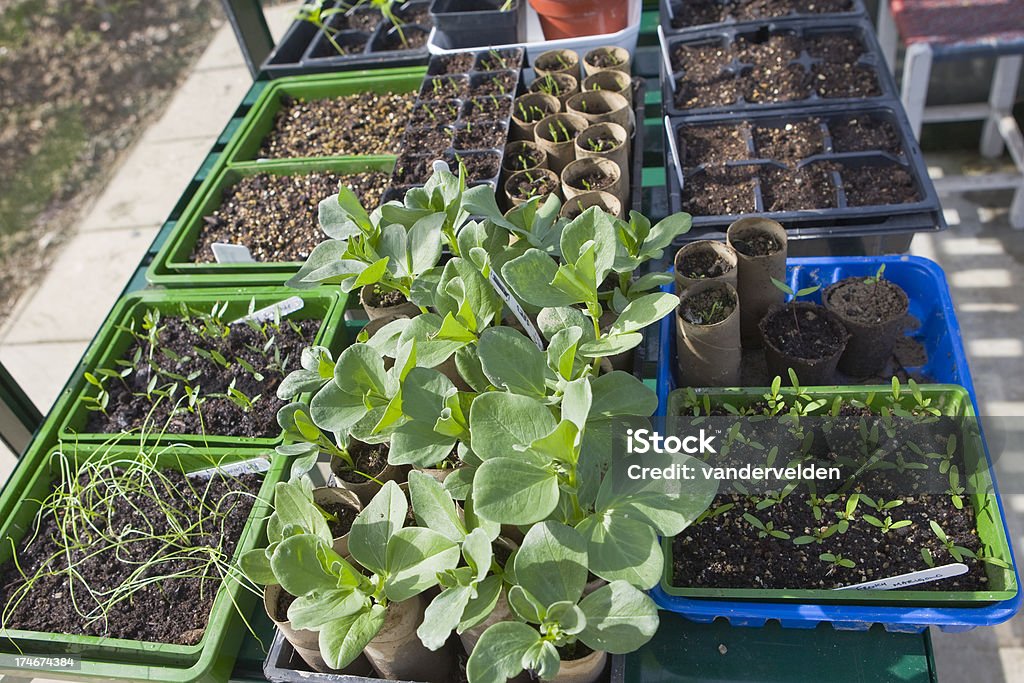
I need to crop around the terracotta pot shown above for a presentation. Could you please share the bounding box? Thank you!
[726,217,788,350]
[583,45,631,76]
[359,284,420,321]
[559,190,622,220]
[823,277,909,378]
[582,70,632,105]
[759,302,851,386]
[675,281,742,387]
[528,0,628,40]
[331,441,405,507]
[673,240,738,294]
[511,92,561,141]
[533,48,580,79]
[505,168,562,208]
[574,122,629,182]
[534,112,588,174]
[264,584,374,675]
[528,72,579,108]
[566,90,632,134]
[363,594,454,682]
[561,157,625,207]
[553,647,608,683]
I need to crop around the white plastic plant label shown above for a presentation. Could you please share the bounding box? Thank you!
[187,457,271,480]
[231,296,305,325]
[488,271,545,350]
[834,563,968,591]
[212,242,255,263]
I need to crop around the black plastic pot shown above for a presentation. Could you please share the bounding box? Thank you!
[429,0,522,50]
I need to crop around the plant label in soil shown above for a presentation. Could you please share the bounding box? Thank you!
[488,271,544,349]
[212,242,255,263]
[187,457,271,480]
[231,296,305,326]
[834,563,968,591]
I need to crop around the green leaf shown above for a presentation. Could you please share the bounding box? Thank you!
[334,343,388,396]
[514,521,588,607]
[547,327,583,381]
[590,372,658,417]
[286,240,359,289]
[408,212,444,274]
[478,327,548,397]
[418,585,475,651]
[526,420,579,464]
[576,512,662,589]
[319,603,386,670]
[468,392,557,460]
[349,480,407,575]
[473,458,559,525]
[309,382,366,436]
[390,421,457,468]
[408,470,466,543]
[459,575,502,632]
[577,581,659,654]
[559,377,592,431]
[501,249,579,308]
[287,588,367,630]
[522,639,560,680]
[318,193,363,240]
[537,307,595,343]
[271,534,339,596]
[462,527,493,582]
[508,584,545,623]
[273,480,331,542]
[384,527,460,602]
[546,601,586,635]
[353,257,391,289]
[644,213,692,254]
[239,548,275,585]
[578,333,644,358]
[560,207,616,285]
[466,621,541,683]
[336,185,374,233]
[610,292,679,335]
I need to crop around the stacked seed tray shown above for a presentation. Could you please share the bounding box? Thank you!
[658,9,945,254]
[261,0,432,77]
[383,47,526,200]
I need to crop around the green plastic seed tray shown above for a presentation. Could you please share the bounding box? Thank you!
[146,157,396,288]
[0,443,286,683]
[660,384,1017,605]
[58,286,350,448]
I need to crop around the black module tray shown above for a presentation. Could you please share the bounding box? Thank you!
[262,628,626,683]
[260,0,431,77]
[659,0,867,37]
[662,105,945,253]
[658,18,899,118]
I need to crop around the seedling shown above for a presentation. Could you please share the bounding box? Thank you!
[743,513,790,540]
[579,177,592,191]
[945,466,966,509]
[834,494,860,533]
[755,482,797,510]
[805,484,840,521]
[819,552,856,572]
[860,495,904,514]
[695,502,735,524]
[770,278,821,337]
[793,523,839,545]
[862,514,912,534]
[929,520,976,562]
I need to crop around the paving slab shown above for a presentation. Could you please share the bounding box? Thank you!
[146,65,253,144]
[0,341,87,413]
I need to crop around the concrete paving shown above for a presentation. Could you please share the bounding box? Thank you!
[0,5,1023,681]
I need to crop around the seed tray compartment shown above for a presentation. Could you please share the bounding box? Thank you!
[659,0,868,37]
[658,18,899,118]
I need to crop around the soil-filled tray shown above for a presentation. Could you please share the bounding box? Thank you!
[659,19,898,117]
[58,288,349,448]
[148,158,395,286]
[260,1,431,77]
[222,69,426,165]
[656,384,1016,605]
[0,444,285,683]
[659,0,867,36]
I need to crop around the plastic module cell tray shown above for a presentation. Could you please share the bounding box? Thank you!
[658,0,868,37]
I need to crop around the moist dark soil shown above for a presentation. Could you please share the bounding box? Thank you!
[85,315,318,438]
[431,52,476,75]
[456,153,502,182]
[0,468,262,644]
[679,287,737,325]
[754,120,824,163]
[378,26,429,50]
[469,71,519,97]
[805,34,867,63]
[190,171,388,263]
[569,170,615,193]
[528,75,573,98]
[813,63,881,98]
[840,164,922,206]
[671,0,854,27]
[309,32,369,58]
[411,99,462,127]
[735,33,802,65]
[321,500,359,538]
[421,75,470,99]
[344,7,385,32]
[586,51,624,69]
[404,126,455,155]
[454,121,508,150]
[510,173,558,200]
[825,278,909,325]
[731,232,782,257]
[365,284,410,309]
[462,96,512,120]
[337,441,391,484]
[559,641,596,662]
[741,64,811,103]
[760,164,837,211]
[681,167,757,215]
[503,148,546,172]
[762,304,846,360]
[393,154,434,185]
[396,4,431,25]
[671,43,733,79]
[680,125,749,167]
[535,53,577,73]
[258,93,415,158]
[476,50,522,72]
[581,133,622,154]
[829,116,901,154]
[678,247,735,280]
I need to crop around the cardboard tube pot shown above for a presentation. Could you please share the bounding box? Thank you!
[535,112,588,174]
[501,140,547,205]
[566,90,632,134]
[528,0,628,40]
[511,92,561,141]
[726,217,788,350]
[675,281,741,387]
[583,45,631,76]
[528,72,579,108]
[506,168,561,207]
[363,593,454,681]
[823,277,910,377]
[331,441,404,507]
[555,648,609,683]
[562,157,625,207]
[534,48,580,78]
[575,122,629,180]
[359,284,420,320]
[759,302,851,386]
[673,240,738,294]
[313,487,362,556]
[560,190,622,219]
[582,70,632,105]
[264,584,374,675]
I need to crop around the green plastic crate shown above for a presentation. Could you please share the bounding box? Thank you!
[0,443,286,683]
[661,384,1017,605]
[58,287,349,448]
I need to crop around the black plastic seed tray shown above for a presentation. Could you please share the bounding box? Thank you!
[263,628,625,683]
[658,18,900,118]
[662,104,945,253]
[659,0,867,37]
[260,0,431,78]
